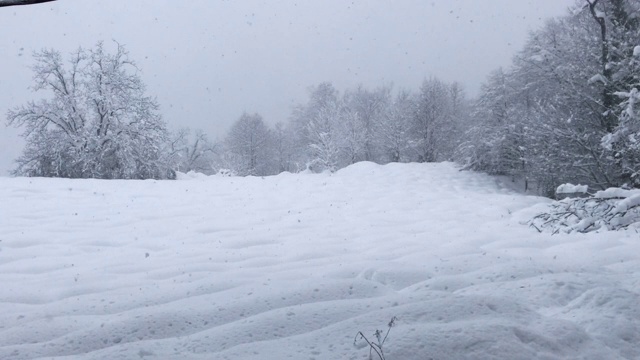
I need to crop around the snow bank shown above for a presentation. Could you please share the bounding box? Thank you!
[1,162,639,359]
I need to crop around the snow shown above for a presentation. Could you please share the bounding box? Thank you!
[613,194,640,213]
[595,187,640,199]
[556,183,588,194]
[587,73,607,85]
[1,162,639,359]
[594,9,606,19]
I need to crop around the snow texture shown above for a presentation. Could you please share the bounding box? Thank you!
[1,162,639,359]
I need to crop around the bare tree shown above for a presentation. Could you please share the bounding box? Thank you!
[168,128,218,174]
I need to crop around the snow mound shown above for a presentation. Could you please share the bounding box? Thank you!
[1,162,639,359]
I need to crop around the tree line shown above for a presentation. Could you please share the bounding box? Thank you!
[6,0,640,196]
[214,79,467,176]
[5,41,469,180]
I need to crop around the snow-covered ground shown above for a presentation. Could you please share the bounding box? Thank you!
[1,162,638,360]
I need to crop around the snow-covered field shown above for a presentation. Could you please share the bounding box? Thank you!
[1,162,639,360]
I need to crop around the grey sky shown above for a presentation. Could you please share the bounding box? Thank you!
[0,0,575,175]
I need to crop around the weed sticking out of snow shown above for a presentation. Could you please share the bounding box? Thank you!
[354,316,397,360]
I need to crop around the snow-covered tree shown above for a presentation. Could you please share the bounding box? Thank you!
[6,42,171,179]
[459,1,640,194]
[376,90,415,163]
[285,80,466,172]
[272,122,296,173]
[457,68,527,177]
[588,0,640,186]
[342,85,391,162]
[605,86,640,186]
[306,100,341,172]
[338,106,367,165]
[224,112,273,176]
[512,11,614,192]
[515,0,640,191]
[410,78,453,162]
[438,82,470,161]
[289,83,342,172]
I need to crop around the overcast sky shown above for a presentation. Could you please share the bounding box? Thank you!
[0,0,575,175]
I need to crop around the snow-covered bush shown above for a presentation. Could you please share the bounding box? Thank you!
[530,187,640,233]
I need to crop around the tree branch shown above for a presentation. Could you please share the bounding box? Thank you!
[0,0,56,7]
